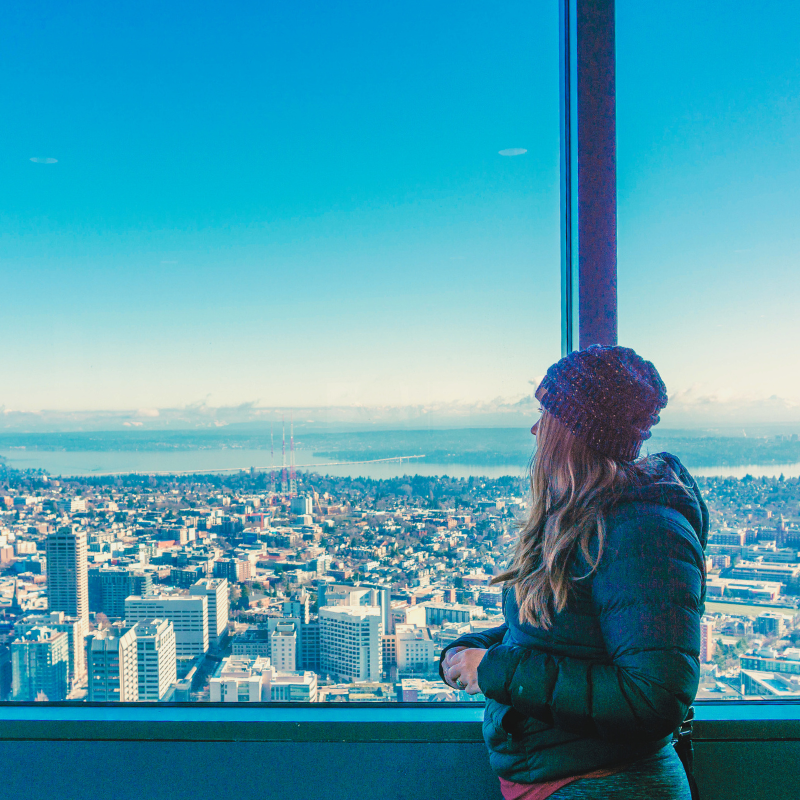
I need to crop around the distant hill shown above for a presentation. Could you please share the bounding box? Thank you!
[1,427,799,468]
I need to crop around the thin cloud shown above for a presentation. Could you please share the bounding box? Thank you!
[499,148,527,156]
[30,157,58,164]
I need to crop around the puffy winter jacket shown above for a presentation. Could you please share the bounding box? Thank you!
[440,453,708,784]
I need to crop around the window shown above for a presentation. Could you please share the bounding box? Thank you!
[617,0,800,700]
[0,0,558,704]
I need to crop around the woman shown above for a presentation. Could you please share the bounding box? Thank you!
[440,346,708,799]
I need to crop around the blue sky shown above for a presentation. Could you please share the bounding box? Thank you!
[2,1,799,425]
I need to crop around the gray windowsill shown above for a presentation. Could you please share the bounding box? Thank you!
[1,701,798,742]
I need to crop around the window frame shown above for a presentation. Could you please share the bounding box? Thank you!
[2,0,800,725]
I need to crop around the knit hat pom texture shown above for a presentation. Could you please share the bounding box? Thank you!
[534,345,668,462]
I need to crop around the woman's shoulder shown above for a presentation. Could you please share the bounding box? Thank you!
[602,500,705,565]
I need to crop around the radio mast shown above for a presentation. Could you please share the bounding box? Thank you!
[289,413,297,497]
[281,416,288,496]
[270,422,276,495]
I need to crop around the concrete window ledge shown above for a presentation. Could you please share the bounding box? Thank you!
[1,702,798,800]
[1,700,799,741]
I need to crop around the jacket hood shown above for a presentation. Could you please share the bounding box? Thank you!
[619,452,709,550]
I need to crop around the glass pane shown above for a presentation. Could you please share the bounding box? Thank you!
[0,1,559,702]
[618,0,800,699]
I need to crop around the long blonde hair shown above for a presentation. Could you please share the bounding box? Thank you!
[494,411,678,628]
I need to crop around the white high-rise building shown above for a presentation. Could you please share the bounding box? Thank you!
[15,611,87,688]
[86,626,139,701]
[320,606,382,682]
[125,595,208,658]
[270,621,297,672]
[189,578,229,646]
[134,618,177,700]
[46,528,88,623]
[11,627,70,701]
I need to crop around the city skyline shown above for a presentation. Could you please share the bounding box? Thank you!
[3,464,800,704]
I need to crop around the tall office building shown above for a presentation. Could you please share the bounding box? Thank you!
[283,590,310,624]
[361,584,391,637]
[299,619,320,672]
[290,495,313,516]
[46,528,88,622]
[89,566,153,617]
[0,645,11,701]
[320,606,382,682]
[11,627,70,701]
[15,611,87,687]
[86,626,138,701]
[322,582,390,637]
[134,619,177,701]
[125,595,208,658]
[270,621,297,671]
[189,578,229,646]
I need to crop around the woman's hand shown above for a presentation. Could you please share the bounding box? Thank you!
[443,647,487,695]
[442,646,466,688]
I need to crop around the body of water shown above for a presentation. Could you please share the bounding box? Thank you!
[3,448,800,481]
[2,448,800,481]
[0,448,530,480]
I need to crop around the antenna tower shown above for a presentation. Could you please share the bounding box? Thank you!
[289,413,297,497]
[270,423,276,495]
[281,417,288,495]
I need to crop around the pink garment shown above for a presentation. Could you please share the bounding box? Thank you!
[498,765,626,800]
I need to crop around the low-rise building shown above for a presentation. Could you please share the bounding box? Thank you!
[728,561,800,594]
[706,577,783,601]
[395,624,436,675]
[209,655,317,702]
[421,602,476,626]
[231,626,271,658]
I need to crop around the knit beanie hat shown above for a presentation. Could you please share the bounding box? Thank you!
[534,345,668,462]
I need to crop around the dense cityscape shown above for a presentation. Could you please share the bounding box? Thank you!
[1,463,799,703]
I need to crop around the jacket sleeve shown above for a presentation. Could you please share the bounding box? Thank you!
[476,514,704,742]
[438,624,508,683]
